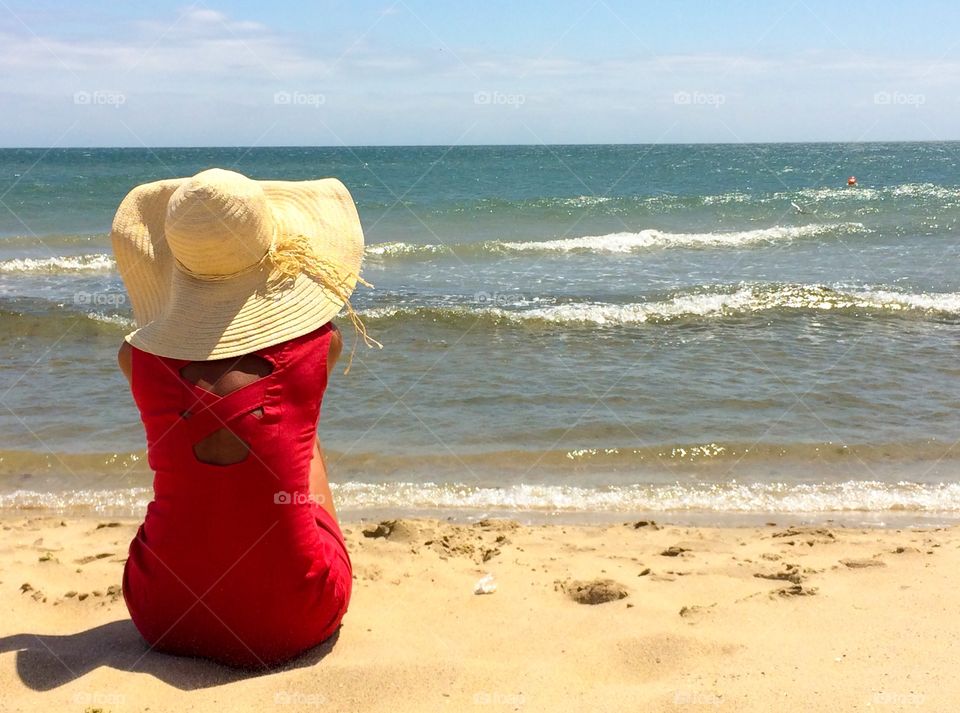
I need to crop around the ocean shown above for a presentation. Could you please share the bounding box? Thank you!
[2,143,960,524]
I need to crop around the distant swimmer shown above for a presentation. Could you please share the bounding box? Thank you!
[791,201,806,214]
[847,176,857,186]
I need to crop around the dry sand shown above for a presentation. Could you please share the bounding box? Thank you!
[1,515,958,712]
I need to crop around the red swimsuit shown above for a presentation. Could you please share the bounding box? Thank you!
[122,324,352,668]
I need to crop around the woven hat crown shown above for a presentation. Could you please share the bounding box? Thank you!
[165,168,273,278]
[111,168,376,364]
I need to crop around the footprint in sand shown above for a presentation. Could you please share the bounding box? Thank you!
[558,578,629,605]
[771,527,836,547]
[75,552,114,565]
[754,563,804,585]
[626,520,661,530]
[20,583,46,602]
[361,519,419,542]
[890,546,921,555]
[772,583,818,598]
[679,603,716,619]
[473,518,520,532]
[364,520,505,564]
[839,558,886,569]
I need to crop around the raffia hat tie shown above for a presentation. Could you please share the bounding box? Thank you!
[111,168,375,363]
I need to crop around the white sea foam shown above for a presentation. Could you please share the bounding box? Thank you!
[508,286,960,325]
[333,480,960,513]
[0,254,115,273]
[888,183,960,199]
[782,183,960,203]
[359,285,960,326]
[499,223,864,254]
[786,187,881,201]
[554,195,613,207]
[87,312,135,329]
[6,480,960,516]
[363,223,865,259]
[699,191,751,205]
[365,242,450,257]
[0,487,153,513]
[852,289,960,313]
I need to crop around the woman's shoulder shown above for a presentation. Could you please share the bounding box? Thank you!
[254,322,342,376]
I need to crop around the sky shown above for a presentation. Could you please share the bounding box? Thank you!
[2,0,960,146]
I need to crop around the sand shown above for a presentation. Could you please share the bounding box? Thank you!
[1,515,958,712]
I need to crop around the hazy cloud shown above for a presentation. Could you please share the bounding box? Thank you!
[2,5,959,145]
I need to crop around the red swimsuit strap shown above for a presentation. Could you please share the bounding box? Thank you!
[130,324,334,445]
[179,378,273,441]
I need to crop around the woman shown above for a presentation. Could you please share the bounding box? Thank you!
[111,168,370,668]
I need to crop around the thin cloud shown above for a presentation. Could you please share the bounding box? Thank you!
[2,6,959,145]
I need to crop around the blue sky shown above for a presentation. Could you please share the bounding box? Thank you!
[2,0,959,146]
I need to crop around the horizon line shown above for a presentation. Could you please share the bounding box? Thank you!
[2,139,960,150]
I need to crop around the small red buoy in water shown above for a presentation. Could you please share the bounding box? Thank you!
[847,176,857,186]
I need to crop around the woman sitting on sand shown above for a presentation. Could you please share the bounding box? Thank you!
[111,168,371,668]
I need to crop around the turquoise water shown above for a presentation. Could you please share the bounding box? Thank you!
[2,144,960,520]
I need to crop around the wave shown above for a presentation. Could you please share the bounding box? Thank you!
[0,223,834,272]
[498,223,865,253]
[0,218,901,272]
[0,222,861,274]
[782,183,960,203]
[0,487,154,515]
[1,283,956,338]
[361,284,960,328]
[0,440,941,479]
[365,242,452,257]
[4,480,960,517]
[335,480,960,514]
[364,223,867,259]
[363,182,960,215]
[4,440,960,517]
[542,195,614,208]
[0,253,115,273]
[0,233,111,250]
[0,296,134,337]
[654,183,960,207]
[0,449,148,477]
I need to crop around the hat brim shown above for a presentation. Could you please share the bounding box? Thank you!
[126,265,349,360]
[111,175,364,361]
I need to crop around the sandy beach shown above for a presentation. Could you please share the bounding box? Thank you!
[0,515,956,712]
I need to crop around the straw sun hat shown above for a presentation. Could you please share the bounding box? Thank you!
[111,168,372,362]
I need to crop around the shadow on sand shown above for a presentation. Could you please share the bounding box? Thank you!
[0,619,339,691]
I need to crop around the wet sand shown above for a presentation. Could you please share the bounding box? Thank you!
[1,515,958,711]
